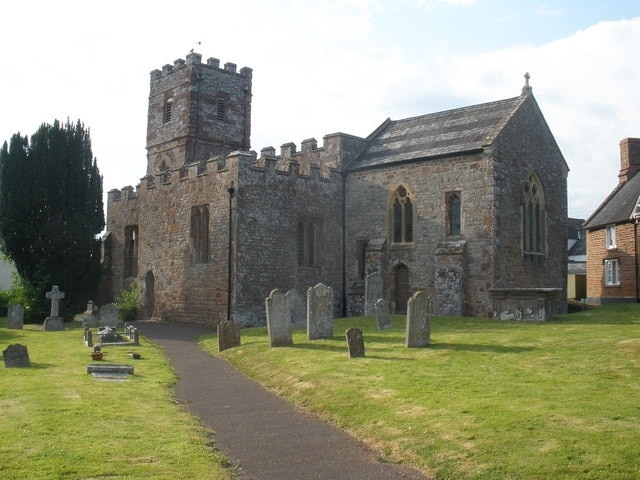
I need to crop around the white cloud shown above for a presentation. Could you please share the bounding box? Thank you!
[1,2,637,223]
[405,17,640,219]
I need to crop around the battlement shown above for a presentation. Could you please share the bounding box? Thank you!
[150,52,253,80]
[254,132,368,176]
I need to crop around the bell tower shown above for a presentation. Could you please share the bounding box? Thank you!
[145,52,252,176]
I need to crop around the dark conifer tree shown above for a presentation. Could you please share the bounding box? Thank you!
[0,120,104,320]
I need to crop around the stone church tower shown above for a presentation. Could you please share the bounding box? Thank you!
[146,53,252,173]
[104,53,568,326]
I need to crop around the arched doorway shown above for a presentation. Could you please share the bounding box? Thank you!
[144,270,155,318]
[394,264,410,313]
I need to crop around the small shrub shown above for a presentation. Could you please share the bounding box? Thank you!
[2,273,41,322]
[117,282,138,322]
[0,289,8,313]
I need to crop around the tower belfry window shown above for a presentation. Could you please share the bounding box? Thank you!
[163,99,173,123]
[216,98,226,121]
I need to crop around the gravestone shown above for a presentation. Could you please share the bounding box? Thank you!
[364,271,384,316]
[43,285,65,331]
[99,303,119,328]
[373,298,392,330]
[218,320,240,351]
[84,327,93,347]
[97,326,119,343]
[266,289,292,347]
[285,289,306,329]
[345,327,365,358]
[307,283,333,340]
[405,291,432,348]
[7,304,24,329]
[125,324,140,345]
[3,344,30,367]
[82,301,99,327]
[87,363,134,380]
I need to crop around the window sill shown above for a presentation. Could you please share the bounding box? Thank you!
[389,242,415,250]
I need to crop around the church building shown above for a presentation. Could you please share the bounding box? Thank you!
[103,52,568,326]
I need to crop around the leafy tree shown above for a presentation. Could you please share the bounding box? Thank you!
[0,120,104,321]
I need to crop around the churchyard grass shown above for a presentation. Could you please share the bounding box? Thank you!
[201,304,640,480]
[0,319,234,480]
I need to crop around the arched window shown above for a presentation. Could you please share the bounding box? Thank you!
[447,192,461,236]
[390,185,414,245]
[191,205,209,264]
[522,173,546,254]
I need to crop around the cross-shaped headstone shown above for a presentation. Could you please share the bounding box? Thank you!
[45,285,65,317]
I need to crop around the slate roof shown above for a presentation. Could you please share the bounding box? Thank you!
[583,172,640,229]
[344,94,528,171]
[567,218,586,257]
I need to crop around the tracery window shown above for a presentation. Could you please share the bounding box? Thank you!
[390,185,414,245]
[522,173,546,254]
[191,205,209,264]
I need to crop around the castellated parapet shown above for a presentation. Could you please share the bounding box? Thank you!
[146,52,253,176]
[105,142,348,326]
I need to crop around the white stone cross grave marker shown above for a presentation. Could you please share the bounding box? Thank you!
[45,285,65,317]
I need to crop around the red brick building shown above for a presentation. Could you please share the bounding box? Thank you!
[104,52,568,326]
[584,138,640,304]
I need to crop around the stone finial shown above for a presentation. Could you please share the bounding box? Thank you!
[522,72,532,95]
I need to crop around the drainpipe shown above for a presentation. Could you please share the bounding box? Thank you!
[341,172,347,317]
[227,182,235,321]
[633,217,640,303]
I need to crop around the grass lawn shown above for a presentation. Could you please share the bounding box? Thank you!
[0,319,234,480]
[201,303,640,480]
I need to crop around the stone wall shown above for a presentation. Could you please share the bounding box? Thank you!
[233,139,347,326]
[147,52,252,173]
[490,94,568,315]
[343,94,568,318]
[344,152,496,316]
[106,157,236,325]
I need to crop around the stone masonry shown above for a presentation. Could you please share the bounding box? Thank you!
[104,54,568,326]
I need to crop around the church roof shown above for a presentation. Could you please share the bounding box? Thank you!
[583,172,640,229]
[345,94,528,171]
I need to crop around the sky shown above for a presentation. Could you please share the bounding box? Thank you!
[1,0,639,221]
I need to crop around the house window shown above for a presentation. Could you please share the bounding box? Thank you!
[216,98,227,121]
[606,225,617,249]
[390,185,414,245]
[297,219,316,267]
[163,99,173,123]
[604,259,620,286]
[124,225,138,278]
[522,173,546,254]
[191,205,209,264]
[447,192,461,236]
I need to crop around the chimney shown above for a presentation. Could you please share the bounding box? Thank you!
[618,138,640,183]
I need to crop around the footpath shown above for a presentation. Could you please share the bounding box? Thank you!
[136,321,427,480]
